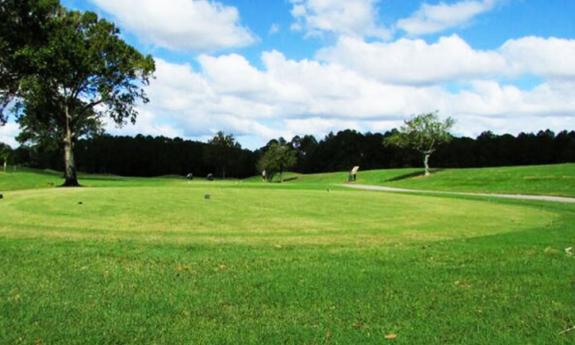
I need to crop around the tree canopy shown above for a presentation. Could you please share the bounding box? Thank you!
[2,1,155,186]
[0,0,60,124]
[385,112,455,176]
[258,142,297,182]
[205,131,241,178]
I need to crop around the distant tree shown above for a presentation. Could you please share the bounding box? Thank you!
[0,142,10,171]
[5,6,155,186]
[206,131,241,178]
[257,142,297,182]
[385,112,455,176]
[290,134,318,172]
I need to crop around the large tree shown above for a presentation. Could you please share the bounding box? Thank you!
[257,142,297,183]
[385,112,455,176]
[206,131,241,179]
[2,3,155,186]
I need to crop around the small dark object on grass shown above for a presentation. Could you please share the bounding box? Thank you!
[206,173,214,181]
[78,201,83,205]
[0,193,3,199]
[204,194,211,200]
[186,173,193,180]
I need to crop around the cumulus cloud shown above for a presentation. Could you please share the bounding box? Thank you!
[447,80,575,118]
[317,35,506,85]
[5,32,573,149]
[501,36,575,79]
[90,0,256,52]
[290,0,390,39]
[396,0,498,36]
[318,35,575,84]
[116,38,575,148]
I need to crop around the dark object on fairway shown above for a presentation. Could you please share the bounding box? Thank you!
[0,193,3,199]
[78,201,83,205]
[204,194,211,200]
[206,173,214,181]
[186,173,193,180]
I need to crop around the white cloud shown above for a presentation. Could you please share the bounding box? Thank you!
[290,0,390,39]
[501,36,575,79]
[6,31,573,149]
[318,35,575,84]
[120,42,575,148]
[318,35,506,85]
[105,109,186,139]
[0,121,19,147]
[90,0,256,52]
[447,80,575,118]
[397,0,498,36]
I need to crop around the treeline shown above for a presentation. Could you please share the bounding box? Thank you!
[288,129,575,173]
[6,129,575,177]
[10,135,257,178]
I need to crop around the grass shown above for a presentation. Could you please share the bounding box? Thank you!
[0,167,189,191]
[1,166,575,344]
[285,163,575,197]
[0,168,63,191]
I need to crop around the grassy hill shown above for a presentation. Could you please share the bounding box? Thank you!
[4,163,574,196]
[281,163,575,197]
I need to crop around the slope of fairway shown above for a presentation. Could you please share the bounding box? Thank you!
[0,168,63,191]
[285,163,575,197]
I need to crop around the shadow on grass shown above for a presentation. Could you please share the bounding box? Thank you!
[80,176,128,182]
[267,176,300,183]
[384,169,444,182]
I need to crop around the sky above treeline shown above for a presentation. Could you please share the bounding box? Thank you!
[1,0,574,149]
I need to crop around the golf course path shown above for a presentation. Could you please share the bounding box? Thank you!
[341,184,575,204]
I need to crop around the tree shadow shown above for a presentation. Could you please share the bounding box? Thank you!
[385,169,444,182]
[80,177,126,182]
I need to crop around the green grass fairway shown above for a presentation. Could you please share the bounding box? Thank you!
[287,163,575,197]
[1,168,575,344]
[0,168,189,191]
[0,186,552,245]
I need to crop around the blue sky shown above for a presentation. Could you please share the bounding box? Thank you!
[2,0,575,149]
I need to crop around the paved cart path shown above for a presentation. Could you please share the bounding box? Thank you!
[341,184,575,204]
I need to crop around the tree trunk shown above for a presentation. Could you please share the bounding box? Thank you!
[62,106,79,187]
[2,160,6,172]
[423,153,431,176]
